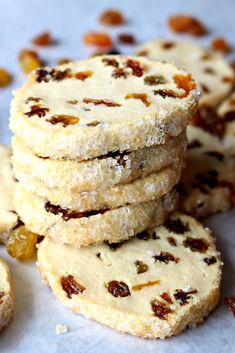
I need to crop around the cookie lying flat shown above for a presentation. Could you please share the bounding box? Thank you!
[178,126,235,218]
[12,132,186,193]
[0,145,18,243]
[136,39,233,108]
[15,187,177,247]
[217,91,235,153]
[14,160,183,211]
[10,55,198,160]
[0,259,14,331]
[37,213,221,339]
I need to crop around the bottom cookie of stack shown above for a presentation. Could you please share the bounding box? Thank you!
[37,212,222,339]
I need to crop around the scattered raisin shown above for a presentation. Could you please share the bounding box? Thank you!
[47,115,80,127]
[164,217,189,234]
[173,74,196,98]
[203,256,217,265]
[183,237,209,253]
[167,237,177,246]
[118,34,135,45]
[99,9,125,26]
[153,251,179,264]
[206,151,224,161]
[102,58,119,67]
[174,289,197,305]
[75,71,93,80]
[224,296,235,316]
[87,120,101,127]
[160,292,173,304]
[151,299,173,320]
[0,68,12,87]
[61,275,85,298]
[153,89,178,98]
[144,75,166,86]
[83,32,112,47]
[211,37,230,54]
[35,68,72,82]
[107,281,131,297]
[83,98,121,107]
[136,230,151,240]
[125,59,144,77]
[19,49,42,74]
[108,242,124,251]
[25,105,49,118]
[32,31,54,46]
[112,68,127,78]
[125,93,151,107]
[135,260,149,274]
[168,14,206,36]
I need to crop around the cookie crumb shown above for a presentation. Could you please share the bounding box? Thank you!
[55,324,68,335]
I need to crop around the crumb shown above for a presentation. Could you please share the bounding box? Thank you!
[55,324,68,335]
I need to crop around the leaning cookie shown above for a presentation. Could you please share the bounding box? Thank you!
[0,145,18,243]
[178,126,235,218]
[10,55,198,160]
[15,186,177,247]
[136,39,233,108]
[0,259,14,331]
[37,213,222,339]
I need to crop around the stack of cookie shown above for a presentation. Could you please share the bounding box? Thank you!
[9,55,218,339]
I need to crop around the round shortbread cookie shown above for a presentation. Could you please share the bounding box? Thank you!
[37,213,222,339]
[178,126,235,218]
[136,39,233,108]
[13,160,183,211]
[10,55,198,160]
[0,145,18,243]
[0,259,14,331]
[217,91,235,153]
[15,186,177,247]
[12,132,187,193]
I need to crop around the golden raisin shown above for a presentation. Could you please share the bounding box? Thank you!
[19,49,42,74]
[168,14,206,36]
[75,71,93,80]
[211,37,230,54]
[83,32,112,47]
[0,68,12,87]
[47,115,80,127]
[32,31,54,46]
[99,9,125,26]
[6,225,38,261]
[125,93,151,107]
[173,74,196,97]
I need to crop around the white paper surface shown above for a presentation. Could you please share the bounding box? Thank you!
[0,0,235,352]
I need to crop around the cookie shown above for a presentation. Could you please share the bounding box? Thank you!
[0,145,18,243]
[217,91,235,152]
[15,186,177,247]
[14,159,183,211]
[10,55,198,160]
[136,39,233,108]
[0,259,14,331]
[37,213,221,339]
[178,126,235,217]
[12,132,186,193]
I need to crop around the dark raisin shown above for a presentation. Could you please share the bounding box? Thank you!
[174,182,188,197]
[153,89,178,98]
[25,105,49,118]
[153,251,179,264]
[125,59,144,77]
[204,67,216,74]
[118,34,135,45]
[144,75,166,86]
[107,281,131,297]
[224,296,235,316]
[135,260,149,274]
[162,41,175,49]
[136,230,151,240]
[183,237,209,253]
[61,275,85,298]
[108,242,124,251]
[205,151,224,161]
[151,299,173,320]
[112,68,128,78]
[160,292,173,304]
[102,58,119,67]
[164,217,189,234]
[167,237,177,246]
[174,289,197,305]
[0,291,5,304]
[200,83,210,94]
[188,139,202,149]
[203,256,217,265]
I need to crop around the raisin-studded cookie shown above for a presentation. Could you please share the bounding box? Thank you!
[217,91,235,153]
[178,126,235,217]
[12,132,186,193]
[14,160,183,211]
[0,146,17,243]
[0,259,14,331]
[15,187,177,247]
[136,40,233,108]
[10,55,198,160]
[37,213,222,339]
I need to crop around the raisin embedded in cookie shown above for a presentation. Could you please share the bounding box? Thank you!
[37,213,222,339]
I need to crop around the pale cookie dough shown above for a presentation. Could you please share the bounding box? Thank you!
[14,161,183,212]
[12,132,186,193]
[136,39,233,108]
[37,213,222,339]
[217,91,235,153]
[178,126,235,217]
[0,259,14,331]
[10,55,198,160]
[15,187,177,247]
[0,145,17,242]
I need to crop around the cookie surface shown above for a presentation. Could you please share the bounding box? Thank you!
[10,55,198,160]
[12,132,186,193]
[178,126,235,217]
[0,259,14,331]
[37,213,221,339]
[15,186,177,247]
[0,145,17,243]
[136,39,233,108]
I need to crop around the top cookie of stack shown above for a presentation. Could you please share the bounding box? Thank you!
[10,55,199,160]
